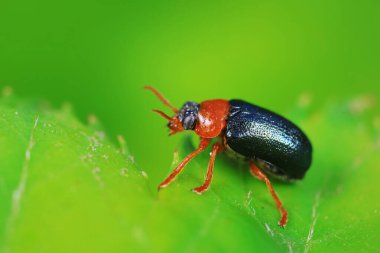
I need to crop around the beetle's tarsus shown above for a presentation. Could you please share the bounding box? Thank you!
[192,187,208,195]
[192,188,204,195]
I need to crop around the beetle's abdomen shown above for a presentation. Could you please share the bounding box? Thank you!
[226,100,312,180]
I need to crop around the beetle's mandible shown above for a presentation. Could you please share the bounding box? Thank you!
[145,86,312,227]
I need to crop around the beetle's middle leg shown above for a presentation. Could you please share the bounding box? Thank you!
[249,162,288,227]
[192,142,224,195]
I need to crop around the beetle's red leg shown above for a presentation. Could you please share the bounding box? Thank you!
[192,142,223,195]
[249,162,288,227]
[158,138,211,190]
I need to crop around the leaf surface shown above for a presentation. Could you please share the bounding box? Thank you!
[0,95,379,253]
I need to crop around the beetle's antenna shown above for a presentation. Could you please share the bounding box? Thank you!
[144,86,178,113]
[152,109,172,121]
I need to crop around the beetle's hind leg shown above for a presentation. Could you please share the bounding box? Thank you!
[192,142,224,195]
[158,138,211,190]
[249,162,288,227]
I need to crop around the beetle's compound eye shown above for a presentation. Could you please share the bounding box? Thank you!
[182,114,197,130]
[178,101,200,130]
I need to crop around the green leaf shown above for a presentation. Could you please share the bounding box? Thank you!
[0,94,379,253]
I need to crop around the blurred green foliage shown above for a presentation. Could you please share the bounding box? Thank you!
[0,0,379,252]
[0,0,379,179]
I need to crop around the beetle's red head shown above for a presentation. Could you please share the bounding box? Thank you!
[145,86,200,135]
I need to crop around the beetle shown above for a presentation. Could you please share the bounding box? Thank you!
[145,86,312,227]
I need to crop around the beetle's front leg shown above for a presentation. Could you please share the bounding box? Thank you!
[192,142,224,195]
[158,138,211,190]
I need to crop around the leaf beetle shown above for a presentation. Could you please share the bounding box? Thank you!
[145,86,312,227]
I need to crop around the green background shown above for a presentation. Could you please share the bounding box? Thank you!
[1,0,379,177]
[0,0,380,252]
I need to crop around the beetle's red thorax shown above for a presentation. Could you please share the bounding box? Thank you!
[194,99,230,138]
